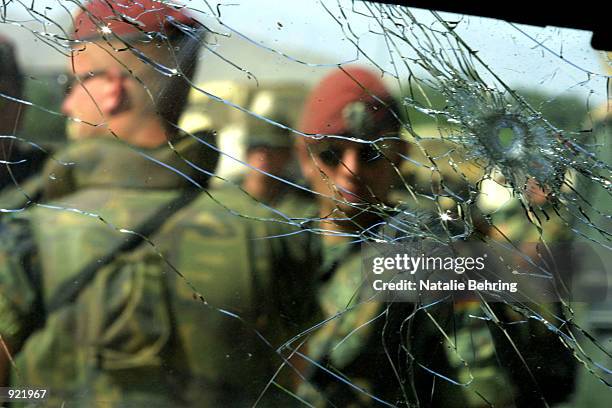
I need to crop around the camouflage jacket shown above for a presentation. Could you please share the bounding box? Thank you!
[293,200,575,408]
[285,199,417,407]
[0,136,318,407]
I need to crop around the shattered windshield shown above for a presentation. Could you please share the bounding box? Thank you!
[0,1,610,407]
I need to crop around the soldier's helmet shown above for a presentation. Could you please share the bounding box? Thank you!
[244,85,306,149]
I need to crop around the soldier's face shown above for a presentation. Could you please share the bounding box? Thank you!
[61,50,110,140]
[299,135,402,218]
[246,146,292,176]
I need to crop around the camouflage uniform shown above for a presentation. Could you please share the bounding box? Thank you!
[0,136,317,407]
[297,215,456,408]
[293,198,577,408]
[292,201,420,407]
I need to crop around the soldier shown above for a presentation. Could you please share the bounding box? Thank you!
[0,0,204,392]
[0,0,316,406]
[0,36,47,198]
[293,66,414,406]
[293,66,576,408]
[240,87,304,205]
[297,67,405,235]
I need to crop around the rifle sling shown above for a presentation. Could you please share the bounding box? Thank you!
[46,188,201,315]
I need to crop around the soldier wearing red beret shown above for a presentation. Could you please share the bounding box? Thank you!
[297,66,405,234]
[62,0,199,144]
[0,1,210,405]
[0,2,322,406]
[294,66,412,405]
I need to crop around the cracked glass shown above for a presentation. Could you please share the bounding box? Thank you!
[0,1,610,407]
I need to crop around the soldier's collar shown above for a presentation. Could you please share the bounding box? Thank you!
[42,135,216,196]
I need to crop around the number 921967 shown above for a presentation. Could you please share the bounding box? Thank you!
[0,388,48,401]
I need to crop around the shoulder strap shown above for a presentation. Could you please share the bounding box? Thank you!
[46,188,201,314]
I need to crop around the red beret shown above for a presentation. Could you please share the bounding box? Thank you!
[73,0,197,41]
[300,66,397,136]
